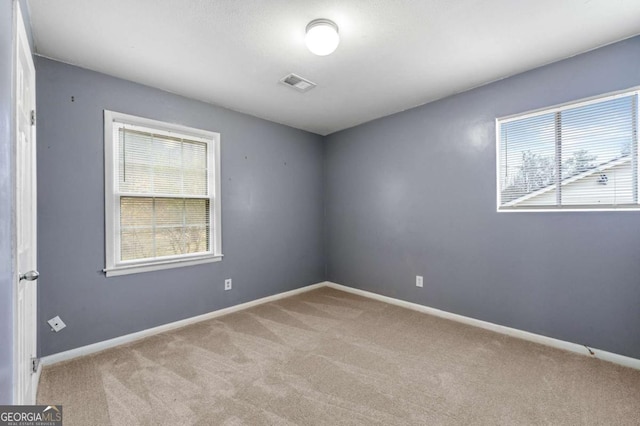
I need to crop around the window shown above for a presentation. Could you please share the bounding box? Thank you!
[497,90,638,211]
[104,111,222,276]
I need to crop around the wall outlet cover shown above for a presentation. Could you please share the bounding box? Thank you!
[416,276,424,288]
[224,279,232,291]
[47,316,66,332]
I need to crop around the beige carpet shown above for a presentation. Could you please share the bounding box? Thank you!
[38,287,640,425]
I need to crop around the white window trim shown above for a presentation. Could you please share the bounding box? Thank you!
[103,110,222,277]
[496,87,640,213]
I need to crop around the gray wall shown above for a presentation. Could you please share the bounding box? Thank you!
[325,36,640,359]
[36,58,325,357]
[0,0,15,404]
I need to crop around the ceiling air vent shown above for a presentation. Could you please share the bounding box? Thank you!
[279,73,316,93]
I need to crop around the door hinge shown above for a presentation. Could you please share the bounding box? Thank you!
[30,110,35,126]
[31,357,39,373]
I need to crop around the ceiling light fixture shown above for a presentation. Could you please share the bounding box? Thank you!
[305,19,340,56]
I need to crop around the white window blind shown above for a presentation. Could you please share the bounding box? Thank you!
[497,90,638,211]
[104,111,222,276]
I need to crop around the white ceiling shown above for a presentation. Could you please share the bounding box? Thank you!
[28,0,640,135]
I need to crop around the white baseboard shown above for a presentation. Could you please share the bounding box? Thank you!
[40,280,640,372]
[40,282,328,367]
[325,282,640,371]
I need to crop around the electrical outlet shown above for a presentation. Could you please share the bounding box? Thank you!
[224,278,232,291]
[47,316,66,332]
[416,276,423,288]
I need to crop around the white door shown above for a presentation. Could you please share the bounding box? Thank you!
[14,1,38,405]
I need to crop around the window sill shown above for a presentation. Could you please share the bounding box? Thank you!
[497,205,640,212]
[104,254,223,277]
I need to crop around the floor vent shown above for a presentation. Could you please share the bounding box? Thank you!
[279,73,316,92]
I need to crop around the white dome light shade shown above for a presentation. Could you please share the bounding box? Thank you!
[305,19,339,56]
